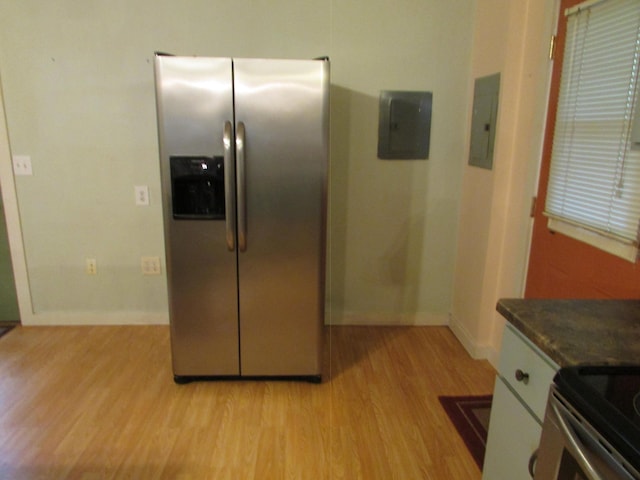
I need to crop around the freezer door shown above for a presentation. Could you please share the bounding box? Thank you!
[154,56,240,376]
[233,58,329,377]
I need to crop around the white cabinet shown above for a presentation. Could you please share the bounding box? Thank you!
[482,324,558,480]
[482,378,542,478]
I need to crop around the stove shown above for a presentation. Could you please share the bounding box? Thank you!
[554,365,640,475]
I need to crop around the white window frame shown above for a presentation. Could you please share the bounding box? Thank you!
[544,0,640,263]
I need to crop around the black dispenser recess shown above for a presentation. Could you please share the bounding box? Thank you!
[170,156,225,219]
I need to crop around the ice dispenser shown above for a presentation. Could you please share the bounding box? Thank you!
[170,156,225,219]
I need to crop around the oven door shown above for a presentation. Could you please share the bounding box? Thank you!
[534,387,640,480]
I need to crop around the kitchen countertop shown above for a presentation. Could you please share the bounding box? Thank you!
[497,298,640,367]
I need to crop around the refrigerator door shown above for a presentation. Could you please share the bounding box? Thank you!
[233,58,329,377]
[154,56,240,376]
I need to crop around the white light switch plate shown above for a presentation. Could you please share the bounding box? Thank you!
[12,155,32,176]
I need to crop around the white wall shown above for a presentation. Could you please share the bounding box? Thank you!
[450,0,558,363]
[0,0,476,326]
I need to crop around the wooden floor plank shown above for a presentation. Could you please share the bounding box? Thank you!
[0,325,494,479]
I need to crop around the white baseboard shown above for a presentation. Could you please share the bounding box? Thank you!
[485,345,500,369]
[21,311,169,326]
[327,311,449,326]
[448,312,497,362]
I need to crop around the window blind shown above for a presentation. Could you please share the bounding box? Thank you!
[544,0,640,259]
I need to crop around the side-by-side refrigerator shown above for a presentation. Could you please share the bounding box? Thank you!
[153,54,329,383]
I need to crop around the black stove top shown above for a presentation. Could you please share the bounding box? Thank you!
[555,366,640,472]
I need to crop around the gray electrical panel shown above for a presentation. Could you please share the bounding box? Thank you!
[377,90,432,159]
[469,73,500,169]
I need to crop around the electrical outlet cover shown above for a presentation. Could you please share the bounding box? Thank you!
[12,155,33,176]
[141,256,161,275]
[85,258,97,275]
[135,185,149,206]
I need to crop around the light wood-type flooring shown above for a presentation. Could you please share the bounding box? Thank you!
[0,325,495,479]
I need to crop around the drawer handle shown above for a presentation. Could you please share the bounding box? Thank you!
[528,448,538,478]
[515,369,530,384]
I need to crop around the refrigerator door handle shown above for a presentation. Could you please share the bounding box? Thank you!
[236,121,247,252]
[223,121,236,251]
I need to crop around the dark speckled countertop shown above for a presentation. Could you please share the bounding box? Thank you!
[497,298,640,367]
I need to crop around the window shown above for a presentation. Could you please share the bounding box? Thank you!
[544,0,640,262]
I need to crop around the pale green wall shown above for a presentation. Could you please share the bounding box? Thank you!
[0,0,475,324]
[329,0,474,324]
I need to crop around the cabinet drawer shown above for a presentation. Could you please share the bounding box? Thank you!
[498,325,557,423]
[482,377,542,480]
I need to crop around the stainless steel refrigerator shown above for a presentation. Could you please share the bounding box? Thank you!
[153,54,329,383]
